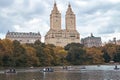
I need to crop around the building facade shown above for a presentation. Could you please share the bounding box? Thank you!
[45,2,80,47]
[6,31,41,43]
[81,33,102,47]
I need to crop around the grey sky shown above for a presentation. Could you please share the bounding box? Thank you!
[0,0,120,42]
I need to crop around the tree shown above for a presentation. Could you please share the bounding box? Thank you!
[33,40,47,66]
[103,43,116,59]
[0,40,5,66]
[12,40,27,67]
[64,43,83,51]
[66,46,86,65]
[53,46,67,65]
[23,45,40,66]
[0,39,13,67]
[86,47,104,64]
[113,46,120,62]
[103,51,111,63]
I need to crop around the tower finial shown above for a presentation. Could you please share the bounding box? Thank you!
[91,33,94,37]
[52,0,59,13]
[68,2,71,7]
[66,2,73,14]
[54,0,56,6]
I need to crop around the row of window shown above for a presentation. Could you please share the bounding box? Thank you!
[7,36,41,38]
[7,33,40,36]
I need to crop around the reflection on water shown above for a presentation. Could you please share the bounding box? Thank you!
[0,71,82,80]
[80,70,120,80]
[0,67,120,80]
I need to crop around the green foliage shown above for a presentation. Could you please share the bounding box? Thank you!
[2,55,12,66]
[66,46,86,65]
[103,51,111,63]
[64,43,84,50]
[113,46,120,62]
[12,40,27,67]
[33,40,45,66]
[65,43,91,65]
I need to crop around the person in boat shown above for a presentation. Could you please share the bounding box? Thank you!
[43,67,54,72]
[13,68,16,73]
[63,66,68,70]
[114,65,119,70]
[5,68,16,73]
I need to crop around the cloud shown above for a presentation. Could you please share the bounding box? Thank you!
[0,0,120,43]
[0,0,50,34]
[75,0,120,41]
[0,0,14,8]
[14,18,49,35]
[0,15,15,33]
[0,33,5,39]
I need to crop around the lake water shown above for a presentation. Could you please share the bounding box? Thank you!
[0,65,120,80]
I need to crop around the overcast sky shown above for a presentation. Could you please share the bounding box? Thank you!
[0,0,120,43]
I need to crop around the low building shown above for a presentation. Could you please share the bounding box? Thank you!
[81,33,102,47]
[6,31,41,43]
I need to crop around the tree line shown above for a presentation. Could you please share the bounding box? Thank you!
[0,39,120,67]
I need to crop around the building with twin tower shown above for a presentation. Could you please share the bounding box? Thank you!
[45,2,80,47]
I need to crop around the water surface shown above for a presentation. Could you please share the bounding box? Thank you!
[0,66,120,80]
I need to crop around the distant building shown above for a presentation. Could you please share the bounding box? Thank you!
[45,2,80,47]
[81,33,102,47]
[117,40,120,45]
[6,31,41,43]
[108,37,120,45]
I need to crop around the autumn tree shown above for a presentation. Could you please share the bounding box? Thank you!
[12,40,27,67]
[1,39,13,67]
[86,47,104,64]
[23,45,40,66]
[0,40,5,66]
[53,46,67,65]
[33,40,48,66]
[103,43,116,60]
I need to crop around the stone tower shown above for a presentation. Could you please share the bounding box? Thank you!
[66,3,76,30]
[50,2,61,30]
[45,2,80,47]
